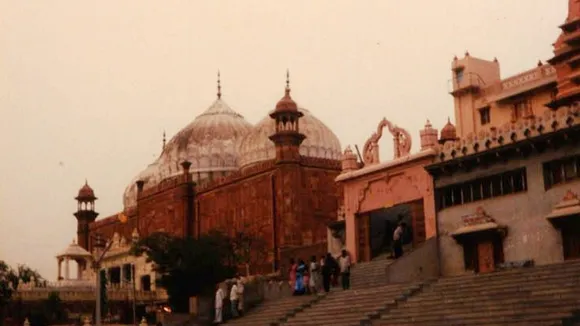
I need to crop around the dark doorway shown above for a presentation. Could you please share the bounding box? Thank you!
[109,267,121,285]
[563,226,580,260]
[459,232,505,273]
[141,275,152,291]
[368,204,414,259]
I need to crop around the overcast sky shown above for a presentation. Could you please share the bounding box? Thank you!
[0,1,567,280]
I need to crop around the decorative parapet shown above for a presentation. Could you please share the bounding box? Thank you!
[14,287,168,302]
[435,102,580,163]
[483,64,557,104]
[196,159,277,193]
[196,156,340,193]
[362,118,412,165]
[140,174,188,199]
[300,156,341,170]
[500,65,556,91]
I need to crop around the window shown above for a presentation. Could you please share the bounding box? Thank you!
[456,69,464,84]
[438,168,527,209]
[543,155,580,189]
[479,107,491,125]
[512,99,532,121]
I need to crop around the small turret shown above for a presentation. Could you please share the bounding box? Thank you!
[420,120,439,151]
[439,118,458,144]
[341,146,359,172]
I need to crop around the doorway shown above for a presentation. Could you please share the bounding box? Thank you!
[368,204,412,259]
[356,200,426,261]
[562,224,580,260]
[459,232,504,273]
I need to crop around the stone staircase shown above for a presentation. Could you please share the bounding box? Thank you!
[373,259,580,326]
[350,253,395,289]
[225,294,323,326]
[280,282,425,326]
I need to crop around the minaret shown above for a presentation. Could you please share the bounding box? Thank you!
[268,70,306,163]
[73,180,99,250]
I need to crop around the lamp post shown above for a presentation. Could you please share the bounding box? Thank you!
[93,235,114,326]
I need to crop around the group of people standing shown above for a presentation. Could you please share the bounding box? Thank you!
[213,277,244,324]
[289,250,351,295]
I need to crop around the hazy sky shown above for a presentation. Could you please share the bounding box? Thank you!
[0,1,567,280]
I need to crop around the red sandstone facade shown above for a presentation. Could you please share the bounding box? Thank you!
[83,81,342,274]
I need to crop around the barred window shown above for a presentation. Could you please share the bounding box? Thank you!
[438,168,527,209]
[543,155,580,189]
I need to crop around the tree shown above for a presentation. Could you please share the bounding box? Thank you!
[0,260,17,326]
[131,231,238,313]
[16,265,43,286]
[231,229,268,276]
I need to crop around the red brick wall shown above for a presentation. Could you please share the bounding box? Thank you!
[86,157,343,275]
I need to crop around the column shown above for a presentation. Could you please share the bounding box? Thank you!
[120,265,125,288]
[77,260,82,280]
[57,259,62,280]
[65,258,70,280]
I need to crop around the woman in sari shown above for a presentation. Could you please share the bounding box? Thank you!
[288,258,297,290]
[293,259,307,295]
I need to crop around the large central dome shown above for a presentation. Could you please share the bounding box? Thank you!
[123,97,252,207]
[122,78,342,208]
[237,108,342,168]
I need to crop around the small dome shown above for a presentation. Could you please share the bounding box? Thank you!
[56,240,92,259]
[274,88,298,113]
[76,181,96,201]
[440,118,457,142]
[123,98,252,207]
[238,108,342,168]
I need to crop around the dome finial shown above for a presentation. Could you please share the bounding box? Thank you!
[162,130,166,150]
[217,70,222,99]
[85,178,88,185]
[285,69,291,95]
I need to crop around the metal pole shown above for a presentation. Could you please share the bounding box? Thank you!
[132,265,137,326]
[95,267,101,326]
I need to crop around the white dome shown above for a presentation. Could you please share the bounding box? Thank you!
[123,98,252,207]
[238,108,342,168]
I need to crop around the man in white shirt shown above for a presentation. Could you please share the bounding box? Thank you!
[393,221,407,259]
[214,285,225,324]
[338,249,351,290]
[230,281,239,318]
[236,279,245,315]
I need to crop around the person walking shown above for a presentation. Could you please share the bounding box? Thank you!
[393,221,407,259]
[288,258,297,289]
[321,253,336,293]
[214,284,225,324]
[338,249,351,290]
[308,255,319,294]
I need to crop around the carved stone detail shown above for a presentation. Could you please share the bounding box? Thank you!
[362,118,412,165]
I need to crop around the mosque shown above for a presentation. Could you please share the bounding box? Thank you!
[70,72,343,290]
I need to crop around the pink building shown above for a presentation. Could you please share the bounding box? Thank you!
[335,0,580,277]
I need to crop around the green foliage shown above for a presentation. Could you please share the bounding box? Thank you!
[0,261,16,305]
[131,231,238,313]
[0,260,17,326]
[16,265,44,286]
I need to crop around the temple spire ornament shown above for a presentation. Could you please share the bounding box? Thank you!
[162,130,166,150]
[217,70,222,99]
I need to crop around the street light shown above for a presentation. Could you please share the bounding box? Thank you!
[92,212,129,326]
[92,234,114,326]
